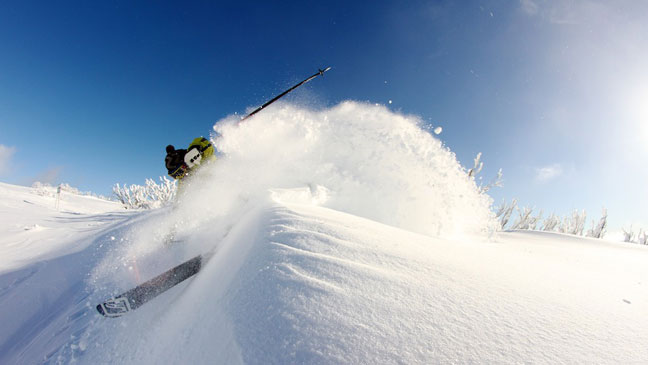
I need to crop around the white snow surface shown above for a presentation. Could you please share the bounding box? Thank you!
[1,102,647,363]
[0,182,127,273]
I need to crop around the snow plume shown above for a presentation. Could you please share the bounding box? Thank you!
[177,101,496,238]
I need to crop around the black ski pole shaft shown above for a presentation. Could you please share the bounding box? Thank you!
[240,67,331,122]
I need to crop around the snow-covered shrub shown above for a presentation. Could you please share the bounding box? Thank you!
[467,153,483,178]
[468,152,503,194]
[559,210,587,236]
[495,199,517,229]
[496,201,613,240]
[113,184,145,209]
[586,208,607,239]
[541,213,560,232]
[31,182,111,200]
[622,226,635,242]
[146,177,176,203]
[113,176,176,209]
[529,210,543,230]
[59,183,80,195]
[638,230,648,245]
[511,206,532,230]
[32,182,57,197]
[622,226,648,245]
[509,206,543,231]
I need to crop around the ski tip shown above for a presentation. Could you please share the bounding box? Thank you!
[319,66,331,76]
[96,297,131,318]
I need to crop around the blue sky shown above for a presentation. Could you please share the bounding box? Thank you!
[1,0,646,231]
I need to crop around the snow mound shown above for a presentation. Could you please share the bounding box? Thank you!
[72,199,648,364]
[177,101,496,239]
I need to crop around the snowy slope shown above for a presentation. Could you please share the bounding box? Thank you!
[63,195,644,364]
[0,182,136,363]
[1,102,647,363]
[3,189,647,363]
[0,182,126,273]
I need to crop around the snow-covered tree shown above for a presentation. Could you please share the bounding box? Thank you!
[495,199,517,229]
[480,168,503,194]
[145,176,176,203]
[511,206,533,230]
[467,152,503,194]
[559,210,587,236]
[529,210,543,231]
[586,208,607,239]
[113,176,177,209]
[638,229,648,245]
[622,226,635,242]
[622,226,648,245]
[510,206,542,231]
[541,213,560,232]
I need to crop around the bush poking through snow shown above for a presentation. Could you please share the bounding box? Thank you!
[622,227,635,242]
[495,199,517,229]
[586,208,607,239]
[510,206,542,230]
[113,177,176,209]
[639,230,648,245]
[542,213,561,232]
[622,226,648,245]
[497,200,608,240]
[559,210,587,236]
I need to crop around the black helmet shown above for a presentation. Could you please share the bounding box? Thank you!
[166,145,175,153]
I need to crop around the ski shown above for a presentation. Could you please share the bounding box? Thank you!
[96,253,209,317]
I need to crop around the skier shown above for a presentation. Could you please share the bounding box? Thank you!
[165,137,215,180]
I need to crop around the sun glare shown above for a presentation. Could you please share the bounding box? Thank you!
[623,83,648,149]
[635,89,648,143]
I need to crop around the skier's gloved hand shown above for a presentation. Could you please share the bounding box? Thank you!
[169,163,188,179]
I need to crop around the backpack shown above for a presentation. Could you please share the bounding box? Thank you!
[184,137,215,168]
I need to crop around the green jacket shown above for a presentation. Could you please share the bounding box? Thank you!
[168,137,216,180]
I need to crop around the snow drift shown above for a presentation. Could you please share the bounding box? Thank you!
[64,196,648,363]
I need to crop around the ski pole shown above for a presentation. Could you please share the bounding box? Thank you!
[240,66,331,122]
